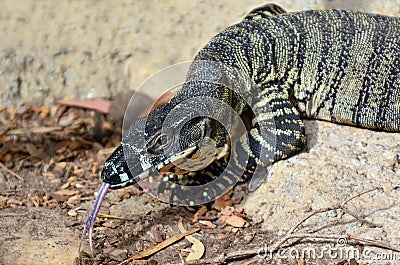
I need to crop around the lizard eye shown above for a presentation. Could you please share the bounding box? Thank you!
[147,132,173,154]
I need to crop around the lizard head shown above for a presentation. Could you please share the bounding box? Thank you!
[101,93,224,190]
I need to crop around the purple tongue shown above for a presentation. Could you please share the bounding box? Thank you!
[78,183,110,256]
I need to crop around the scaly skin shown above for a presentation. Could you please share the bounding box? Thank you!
[79,4,400,255]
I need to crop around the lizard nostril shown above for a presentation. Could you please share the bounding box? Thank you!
[101,162,119,184]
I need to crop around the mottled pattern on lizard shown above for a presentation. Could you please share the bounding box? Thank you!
[80,4,400,255]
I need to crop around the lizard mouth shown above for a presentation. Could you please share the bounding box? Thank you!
[108,169,153,189]
[79,149,195,256]
[155,138,217,175]
[79,145,206,255]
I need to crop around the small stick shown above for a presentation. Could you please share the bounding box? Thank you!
[341,206,381,228]
[119,228,200,264]
[270,233,400,253]
[186,233,400,265]
[287,187,380,235]
[340,187,381,207]
[187,187,395,265]
[0,161,24,182]
[97,213,136,221]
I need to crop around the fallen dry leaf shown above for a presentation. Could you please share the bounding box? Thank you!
[52,189,77,196]
[102,221,123,229]
[177,218,205,262]
[139,91,175,117]
[212,189,233,210]
[225,215,246,228]
[7,126,63,135]
[58,99,111,114]
[53,162,67,172]
[67,209,77,217]
[198,220,216,228]
[221,206,234,216]
[0,196,8,209]
[192,205,208,222]
[51,189,78,202]
[120,228,200,264]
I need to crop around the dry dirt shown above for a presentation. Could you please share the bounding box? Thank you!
[1,1,400,265]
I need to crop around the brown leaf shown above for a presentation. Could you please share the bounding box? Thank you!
[66,194,81,206]
[52,189,77,196]
[39,106,51,118]
[122,228,200,262]
[198,220,216,228]
[58,99,111,114]
[225,215,246,228]
[67,209,77,217]
[7,126,62,135]
[51,190,78,201]
[221,206,234,216]
[72,168,85,177]
[0,196,8,209]
[57,112,77,127]
[53,162,67,172]
[102,221,123,229]
[177,218,204,261]
[212,189,233,210]
[192,205,208,222]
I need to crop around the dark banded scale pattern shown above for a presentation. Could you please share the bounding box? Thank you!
[104,2,400,204]
[80,4,400,254]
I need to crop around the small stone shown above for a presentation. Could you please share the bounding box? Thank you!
[326,210,337,218]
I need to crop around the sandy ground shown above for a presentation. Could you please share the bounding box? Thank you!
[1,0,399,106]
[1,1,400,265]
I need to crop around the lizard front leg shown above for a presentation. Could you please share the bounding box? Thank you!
[234,84,307,190]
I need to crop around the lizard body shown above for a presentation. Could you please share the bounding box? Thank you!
[80,4,400,254]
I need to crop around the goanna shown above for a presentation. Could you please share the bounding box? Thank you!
[79,3,400,254]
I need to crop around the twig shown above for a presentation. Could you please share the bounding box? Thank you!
[271,187,393,253]
[0,161,24,182]
[188,187,397,265]
[286,206,337,235]
[341,206,381,228]
[186,232,400,265]
[269,233,400,253]
[97,213,135,221]
[340,187,381,207]
[287,186,380,235]
[119,228,200,264]
[270,233,400,253]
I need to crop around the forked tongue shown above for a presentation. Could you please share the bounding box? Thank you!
[78,183,110,256]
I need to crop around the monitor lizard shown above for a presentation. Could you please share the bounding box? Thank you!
[79,3,400,255]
